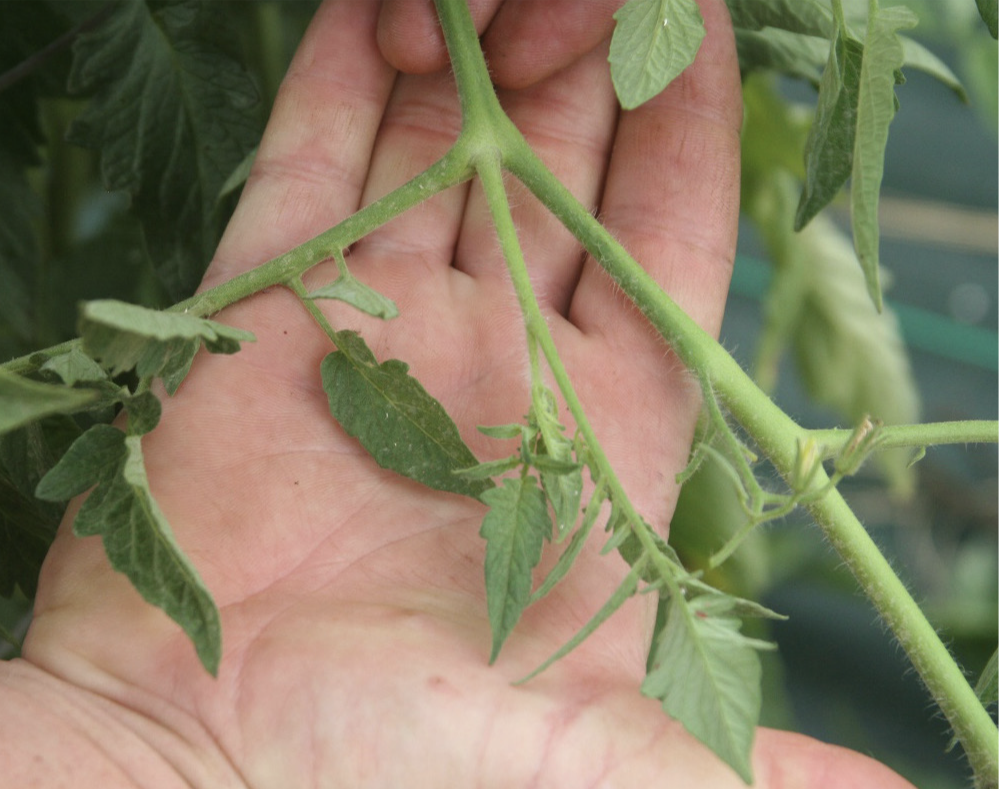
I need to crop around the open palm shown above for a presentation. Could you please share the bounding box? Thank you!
[15,1,912,787]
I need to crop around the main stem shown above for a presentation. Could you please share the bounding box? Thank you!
[434,0,997,778]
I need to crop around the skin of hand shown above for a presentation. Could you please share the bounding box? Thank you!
[0,1,917,787]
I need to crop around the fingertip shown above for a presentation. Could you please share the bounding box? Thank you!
[755,729,919,789]
[377,0,449,74]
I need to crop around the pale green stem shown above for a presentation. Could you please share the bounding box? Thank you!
[811,420,999,456]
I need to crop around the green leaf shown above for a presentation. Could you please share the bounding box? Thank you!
[453,455,522,481]
[321,331,489,499]
[794,29,865,231]
[479,476,551,662]
[79,300,255,394]
[216,145,257,204]
[723,0,834,38]
[35,424,221,674]
[733,28,828,86]
[67,0,261,300]
[0,150,40,351]
[642,593,769,783]
[40,346,109,386]
[609,0,705,110]
[850,4,917,311]
[519,558,645,683]
[0,417,80,597]
[978,0,998,39]
[974,648,998,708]
[0,369,97,437]
[308,276,399,320]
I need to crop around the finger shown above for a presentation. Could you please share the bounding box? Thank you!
[482,0,623,89]
[569,0,742,341]
[377,0,501,75]
[344,69,468,285]
[202,0,395,289]
[454,41,618,316]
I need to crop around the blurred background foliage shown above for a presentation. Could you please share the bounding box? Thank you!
[0,2,995,787]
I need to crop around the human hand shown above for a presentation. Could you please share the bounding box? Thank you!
[10,1,914,786]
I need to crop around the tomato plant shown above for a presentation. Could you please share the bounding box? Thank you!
[0,0,996,786]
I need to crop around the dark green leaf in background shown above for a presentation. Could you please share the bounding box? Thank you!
[794,29,864,231]
[642,593,772,783]
[609,0,705,110]
[850,4,917,311]
[0,417,81,598]
[733,27,828,86]
[479,476,551,663]
[321,331,489,499]
[975,649,998,708]
[79,299,255,394]
[0,369,97,437]
[977,0,998,39]
[66,0,262,300]
[35,424,221,674]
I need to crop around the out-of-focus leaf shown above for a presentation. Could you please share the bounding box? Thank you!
[750,173,919,494]
[901,36,967,102]
[977,0,998,39]
[67,0,261,300]
[36,424,221,674]
[0,370,97,437]
[723,0,834,38]
[733,27,828,85]
[609,0,705,110]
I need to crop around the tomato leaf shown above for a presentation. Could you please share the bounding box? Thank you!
[66,0,261,300]
[321,331,489,499]
[794,29,864,232]
[529,386,582,538]
[850,4,917,311]
[79,299,255,394]
[0,370,97,437]
[479,476,551,662]
[35,424,221,675]
[723,0,834,38]
[974,649,998,708]
[609,0,705,110]
[308,276,399,320]
[642,593,772,783]
[977,0,998,39]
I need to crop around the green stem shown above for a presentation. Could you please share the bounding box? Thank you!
[811,420,998,455]
[2,145,474,376]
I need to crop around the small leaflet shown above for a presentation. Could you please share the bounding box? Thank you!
[35,425,222,675]
[321,331,489,499]
[79,299,255,394]
[529,386,582,538]
[642,593,773,783]
[0,369,96,437]
[308,276,399,320]
[609,0,705,110]
[479,476,552,663]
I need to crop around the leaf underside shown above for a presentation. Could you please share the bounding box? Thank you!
[609,0,705,110]
[35,425,221,675]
